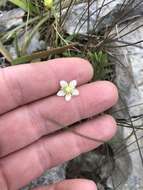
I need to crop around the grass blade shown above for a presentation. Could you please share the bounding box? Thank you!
[9,0,37,14]
[12,43,76,64]
[0,39,13,63]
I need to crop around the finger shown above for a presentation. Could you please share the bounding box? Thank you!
[0,58,93,114]
[0,115,117,190]
[0,81,118,157]
[33,179,97,190]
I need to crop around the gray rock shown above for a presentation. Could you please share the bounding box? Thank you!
[0,8,25,32]
[66,145,115,189]
[7,32,46,58]
[21,165,66,190]
[114,17,143,189]
[63,2,97,34]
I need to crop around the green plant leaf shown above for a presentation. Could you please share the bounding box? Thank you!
[0,39,13,63]
[8,0,37,14]
[21,14,50,55]
[12,44,76,65]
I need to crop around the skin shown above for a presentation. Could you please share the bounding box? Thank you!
[0,58,118,190]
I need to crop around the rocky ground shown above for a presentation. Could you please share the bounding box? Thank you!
[0,1,143,190]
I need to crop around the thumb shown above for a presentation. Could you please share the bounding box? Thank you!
[33,179,97,190]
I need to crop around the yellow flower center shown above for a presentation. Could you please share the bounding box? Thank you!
[63,85,73,94]
[44,0,53,9]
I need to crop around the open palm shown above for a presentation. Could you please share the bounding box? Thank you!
[0,58,118,190]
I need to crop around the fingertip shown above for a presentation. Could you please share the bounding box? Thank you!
[74,58,94,81]
[84,180,97,190]
[55,57,94,81]
[101,81,119,106]
[91,81,118,109]
[67,57,94,82]
[100,114,117,141]
[55,179,97,190]
[48,57,94,84]
[33,179,97,190]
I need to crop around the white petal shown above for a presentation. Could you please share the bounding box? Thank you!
[65,94,72,101]
[57,90,65,96]
[69,80,77,88]
[60,80,68,88]
[72,89,79,96]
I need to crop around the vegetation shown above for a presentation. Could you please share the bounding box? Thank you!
[0,0,143,189]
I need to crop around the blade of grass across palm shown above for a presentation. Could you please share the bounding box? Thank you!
[0,39,13,63]
[12,43,77,65]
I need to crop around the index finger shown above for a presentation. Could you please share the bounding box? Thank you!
[0,58,93,114]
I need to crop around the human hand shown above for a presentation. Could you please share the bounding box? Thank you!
[0,58,118,190]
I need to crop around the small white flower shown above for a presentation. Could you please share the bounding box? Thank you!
[57,80,79,101]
